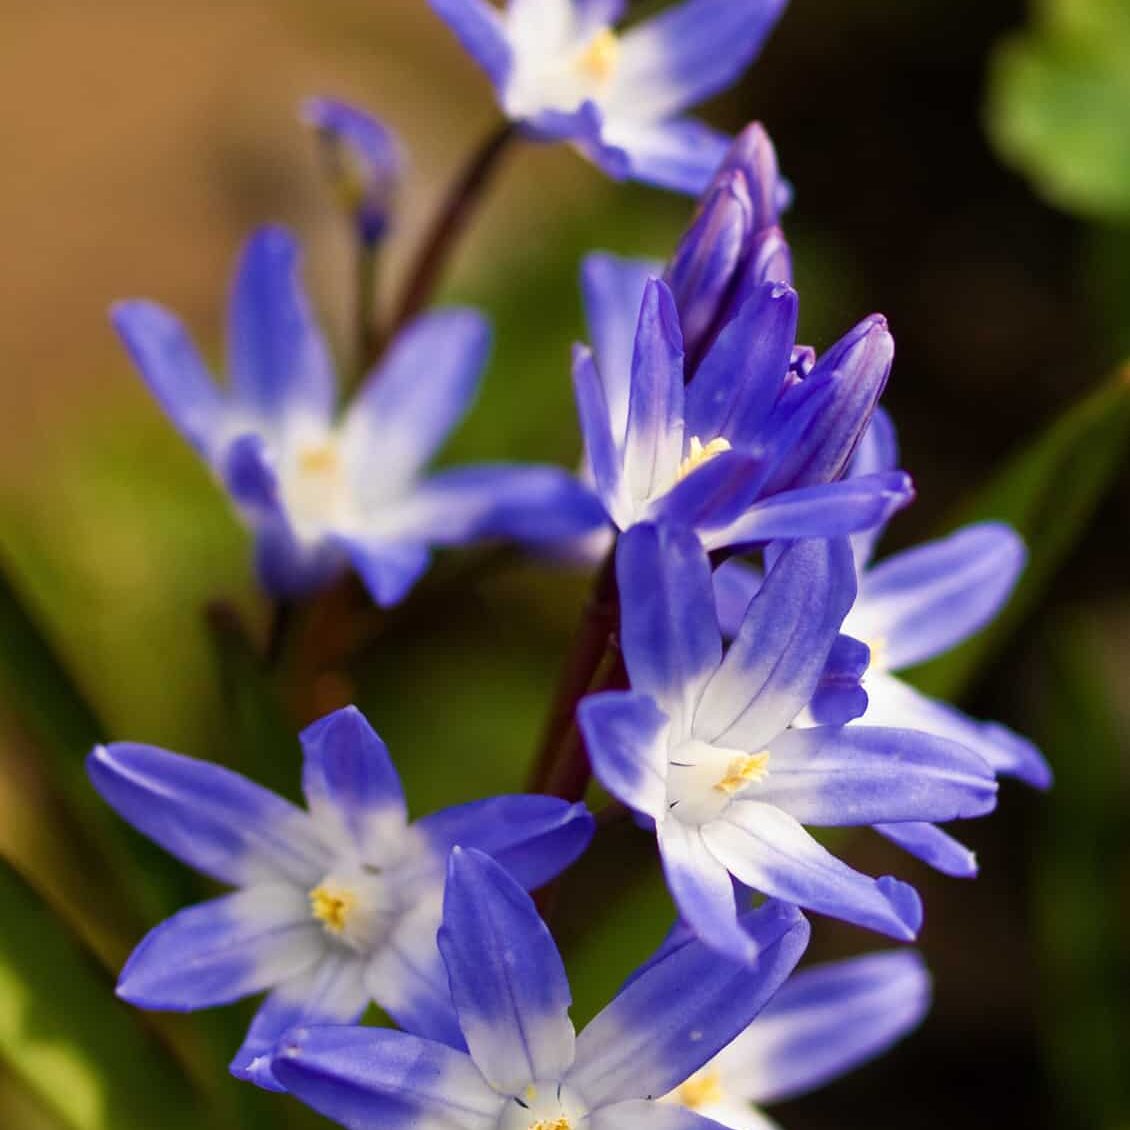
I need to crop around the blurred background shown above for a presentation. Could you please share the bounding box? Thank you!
[0,1,1127,1128]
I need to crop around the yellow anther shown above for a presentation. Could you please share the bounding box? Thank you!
[714,753,770,795]
[676,1069,725,1110]
[524,1085,538,1104]
[677,436,732,482]
[298,443,340,476]
[530,1120,571,1130]
[309,884,356,934]
[866,635,886,672]
[576,27,620,83]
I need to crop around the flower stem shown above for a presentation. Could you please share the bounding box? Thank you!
[526,549,620,797]
[354,239,381,387]
[387,121,517,339]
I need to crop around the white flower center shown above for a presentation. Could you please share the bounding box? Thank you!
[574,27,619,86]
[282,437,352,541]
[667,739,771,825]
[505,26,621,117]
[497,1082,588,1130]
[308,865,396,954]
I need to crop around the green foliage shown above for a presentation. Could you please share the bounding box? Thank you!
[910,372,1130,701]
[987,0,1130,222]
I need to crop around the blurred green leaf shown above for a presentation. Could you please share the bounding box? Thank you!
[910,371,1130,700]
[0,859,212,1130]
[987,0,1130,222]
[1034,614,1128,1127]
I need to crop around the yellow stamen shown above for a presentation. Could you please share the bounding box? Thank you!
[677,436,732,482]
[576,27,620,83]
[714,753,770,795]
[676,1069,725,1110]
[298,443,340,476]
[866,635,886,672]
[309,884,356,934]
[530,1120,571,1130]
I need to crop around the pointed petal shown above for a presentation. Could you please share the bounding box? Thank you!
[715,951,931,1104]
[402,465,606,546]
[874,822,979,879]
[617,523,723,734]
[343,309,491,489]
[656,818,755,962]
[116,885,323,1010]
[87,743,328,887]
[696,539,855,751]
[616,0,788,119]
[579,691,670,819]
[439,849,575,1095]
[702,472,915,551]
[853,523,1027,671]
[573,344,627,521]
[300,706,408,860]
[568,901,808,1107]
[111,300,225,458]
[847,407,899,569]
[590,1101,733,1130]
[582,253,660,444]
[623,279,686,500]
[605,117,732,196]
[703,801,922,940]
[685,283,798,448]
[860,673,1052,788]
[655,450,771,536]
[414,796,595,890]
[273,1026,504,1130]
[757,725,998,826]
[428,0,512,87]
[341,536,432,608]
[227,226,335,424]
[231,953,370,1090]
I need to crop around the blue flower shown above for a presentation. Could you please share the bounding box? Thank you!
[113,225,604,605]
[86,706,594,1090]
[714,410,1053,879]
[271,846,810,1130]
[572,126,914,551]
[302,97,403,244]
[662,950,931,1129]
[428,0,788,193]
[578,523,1000,957]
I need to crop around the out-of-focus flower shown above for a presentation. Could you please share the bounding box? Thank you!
[572,125,913,551]
[271,846,810,1130]
[579,523,999,957]
[428,0,788,193]
[87,707,594,1089]
[113,226,604,605]
[663,951,931,1130]
[301,97,403,245]
[714,410,1052,878]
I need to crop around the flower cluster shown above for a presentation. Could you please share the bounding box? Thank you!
[92,4,1050,1129]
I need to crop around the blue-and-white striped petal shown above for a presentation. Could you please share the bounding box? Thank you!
[874,821,979,879]
[579,691,670,819]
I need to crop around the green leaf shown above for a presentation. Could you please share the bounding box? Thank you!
[0,859,213,1130]
[986,0,1130,222]
[910,371,1130,701]
[1033,615,1129,1127]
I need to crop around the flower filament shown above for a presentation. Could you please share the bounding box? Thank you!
[677,436,732,482]
[714,753,770,795]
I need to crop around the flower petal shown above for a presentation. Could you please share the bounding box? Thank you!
[852,522,1027,671]
[579,691,670,819]
[656,818,755,962]
[231,952,370,1090]
[573,343,628,522]
[117,885,323,1010]
[616,0,789,120]
[340,536,432,608]
[874,822,979,879]
[87,742,328,887]
[589,1100,733,1130]
[439,848,575,1095]
[757,725,998,826]
[111,300,225,458]
[227,226,335,425]
[847,407,899,569]
[581,253,661,445]
[428,0,513,87]
[713,950,931,1104]
[568,901,808,1107]
[604,117,732,196]
[273,1026,504,1130]
[623,279,686,501]
[342,309,491,491]
[300,706,408,860]
[617,523,723,734]
[414,795,595,891]
[695,539,855,752]
[702,801,922,940]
